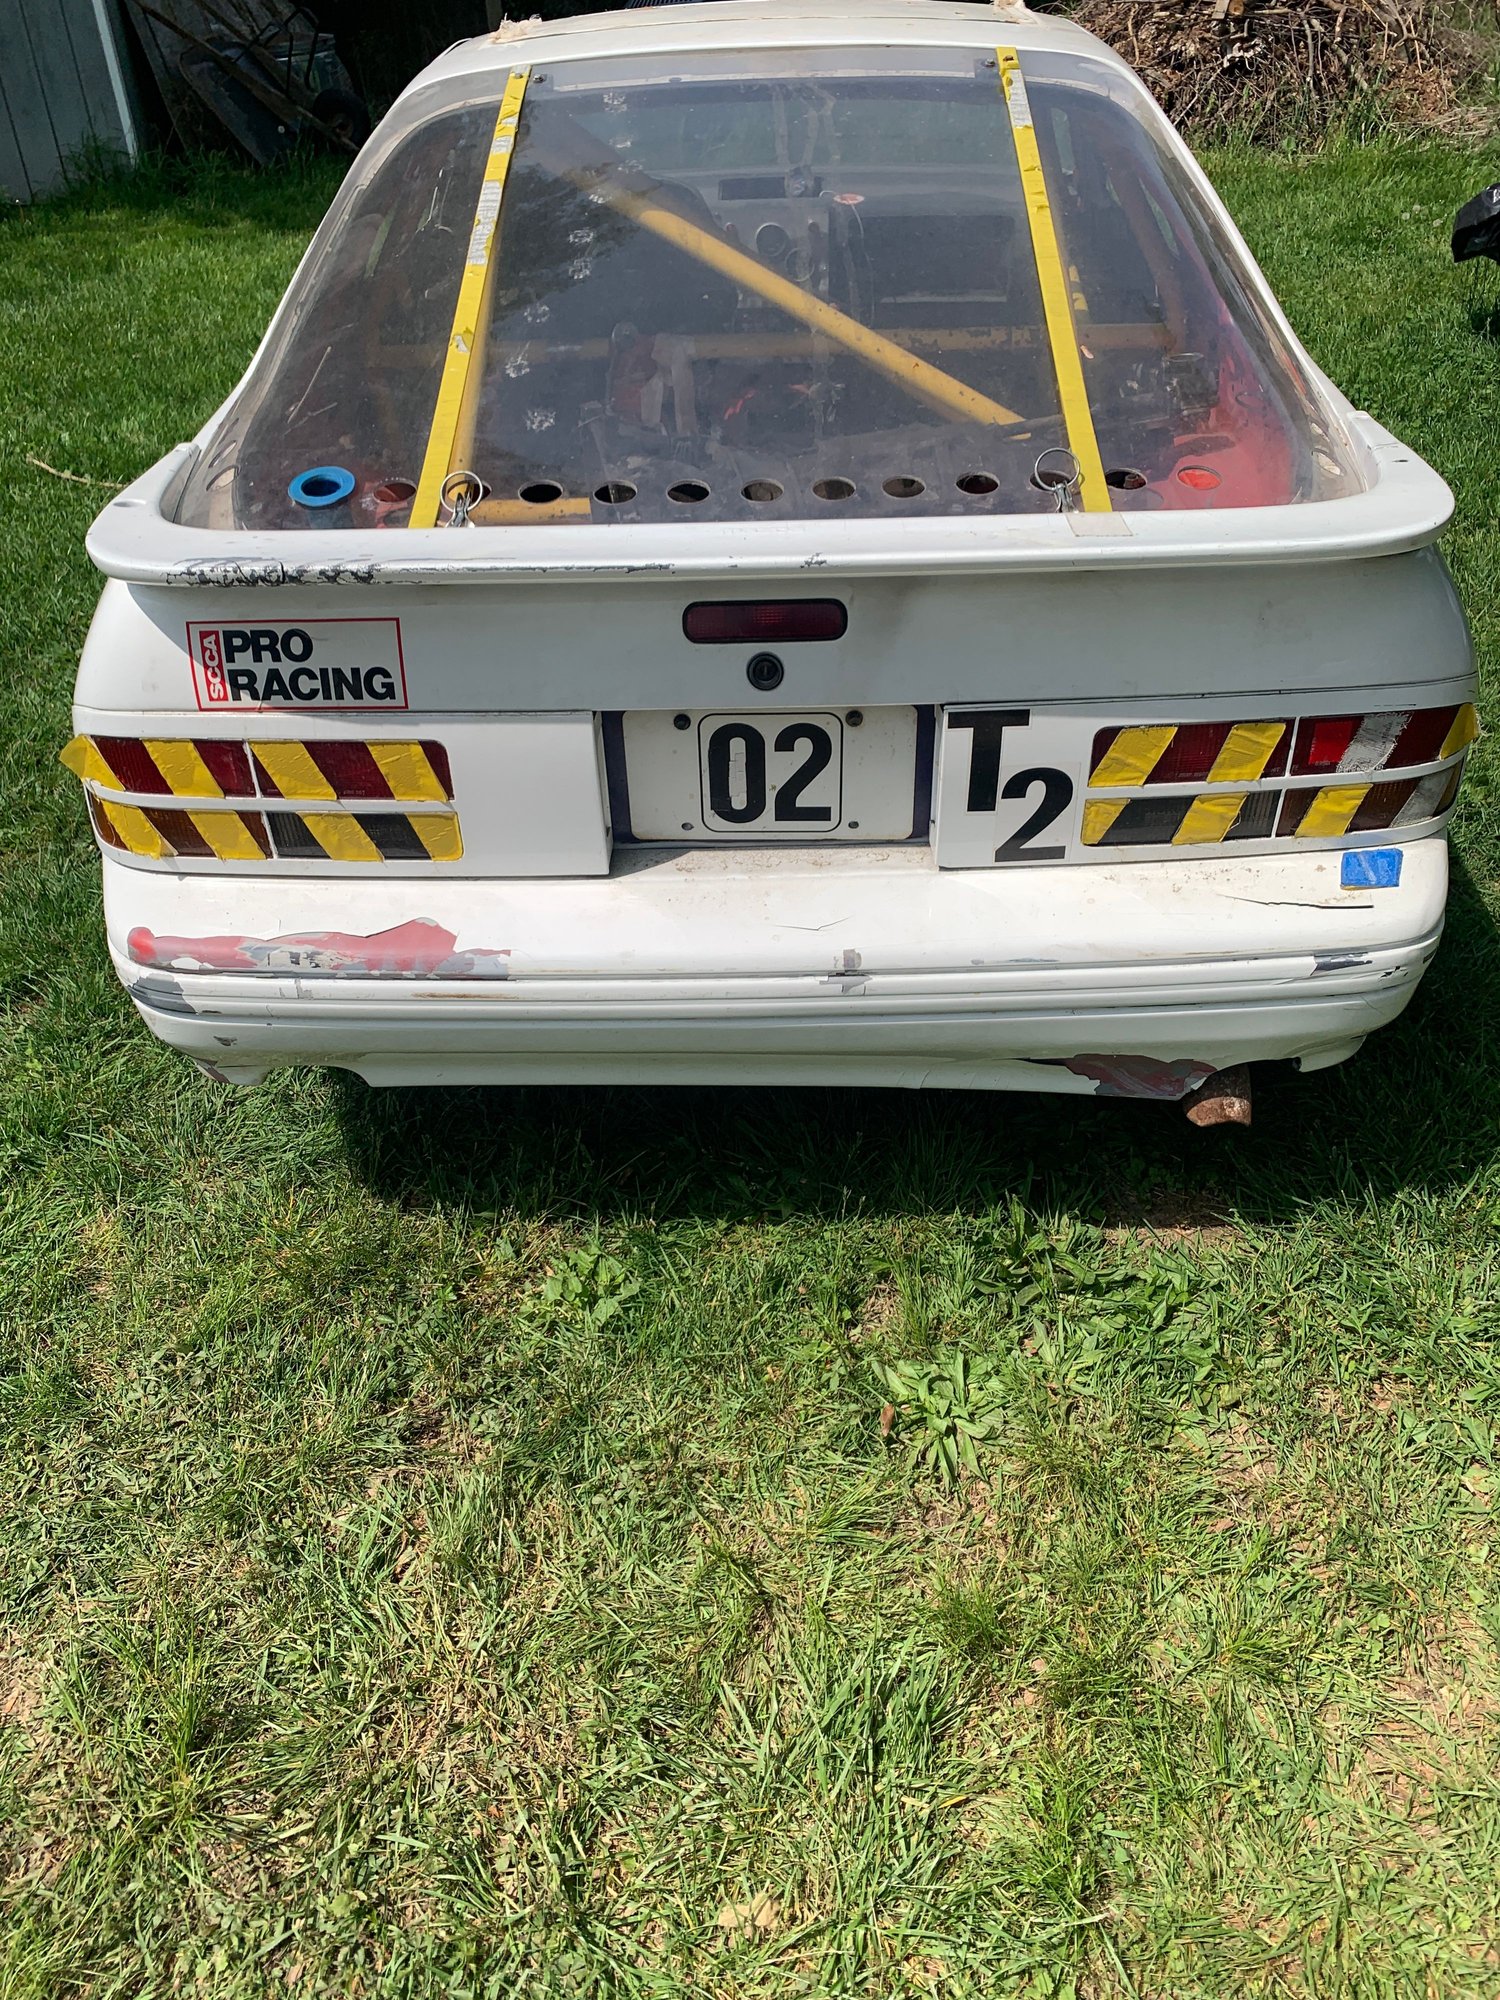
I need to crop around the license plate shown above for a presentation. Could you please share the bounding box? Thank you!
[614,707,925,841]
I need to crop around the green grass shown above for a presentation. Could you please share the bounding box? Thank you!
[2,141,1500,1998]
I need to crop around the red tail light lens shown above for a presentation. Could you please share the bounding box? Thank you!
[1390,706,1468,769]
[683,600,848,644]
[1291,707,1474,777]
[85,738,253,795]
[90,737,172,794]
[194,741,254,795]
[1291,715,1362,775]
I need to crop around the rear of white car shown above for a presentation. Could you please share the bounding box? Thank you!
[67,0,1478,1106]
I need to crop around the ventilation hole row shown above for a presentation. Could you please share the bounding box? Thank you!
[580,471,1025,510]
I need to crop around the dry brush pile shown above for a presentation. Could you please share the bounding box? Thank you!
[1059,0,1499,138]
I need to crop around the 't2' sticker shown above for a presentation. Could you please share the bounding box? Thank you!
[937,707,1081,867]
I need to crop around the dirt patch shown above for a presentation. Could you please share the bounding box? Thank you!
[0,1634,49,1748]
[1103,1186,1240,1249]
[1350,1621,1500,1810]
[1064,0,1496,139]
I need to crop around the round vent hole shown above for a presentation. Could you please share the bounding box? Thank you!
[374,479,416,504]
[1105,467,1148,491]
[883,475,925,499]
[595,481,637,505]
[814,476,856,502]
[957,472,999,496]
[668,480,711,505]
[743,480,784,504]
[519,480,565,506]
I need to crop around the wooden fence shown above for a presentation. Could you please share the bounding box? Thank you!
[0,0,141,202]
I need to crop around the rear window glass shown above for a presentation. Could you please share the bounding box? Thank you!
[177,47,1361,531]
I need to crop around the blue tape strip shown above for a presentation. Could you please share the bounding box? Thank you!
[1342,847,1402,889]
[289,465,357,509]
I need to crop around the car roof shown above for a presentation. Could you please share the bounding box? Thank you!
[406,0,1121,99]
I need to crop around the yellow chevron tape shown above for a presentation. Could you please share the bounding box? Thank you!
[301,813,385,863]
[369,742,449,802]
[60,736,119,787]
[97,800,172,859]
[409,814,464,862]
[143,739,224,799]
[1081,797,1129,845]
[1091,725,1176,789]
[1439,703,1480,760]
[188,811,265,862]
[1206,721,1286,785]
[1294,785,1369,838]
[252,741,338,802]
[1172,792,1248,846]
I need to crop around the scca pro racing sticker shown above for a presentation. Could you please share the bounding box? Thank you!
[187,619,408,711]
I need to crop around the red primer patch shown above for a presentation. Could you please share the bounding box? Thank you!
[1064,1054,1218,1101]
[127,920,510,979]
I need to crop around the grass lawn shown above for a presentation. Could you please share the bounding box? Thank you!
[2,136,1500,1999]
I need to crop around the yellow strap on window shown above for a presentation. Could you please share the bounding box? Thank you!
[996,48,1110,514]
[412,67,531,530]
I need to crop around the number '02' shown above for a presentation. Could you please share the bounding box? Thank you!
[947,709,1074,862]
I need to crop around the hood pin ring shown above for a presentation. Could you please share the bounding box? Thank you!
[442,470,484,527]
[1033,447,1083,513]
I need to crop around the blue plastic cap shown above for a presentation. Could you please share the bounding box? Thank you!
[1341,848,1403,889]
[288,465,357,508]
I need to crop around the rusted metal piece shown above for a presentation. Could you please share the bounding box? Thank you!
[1183,1063,1253,1127]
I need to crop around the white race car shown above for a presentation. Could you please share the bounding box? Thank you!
[66,0,1478,1121]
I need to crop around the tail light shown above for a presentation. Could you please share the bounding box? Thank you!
[88,795,462,864]
[62,734,461,865]
[1084,703,1478,850]
[1092,719,1289,787]
[1290,705,1476,776]
[683,600,848,644]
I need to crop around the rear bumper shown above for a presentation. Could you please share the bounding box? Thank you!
[105,839,1448,1091]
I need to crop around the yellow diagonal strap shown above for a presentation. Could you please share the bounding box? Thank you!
[997,48,1110,513]
[412,66,531,529]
